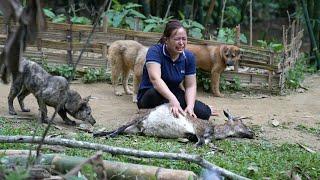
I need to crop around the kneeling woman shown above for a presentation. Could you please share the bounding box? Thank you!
[137,20,218,120]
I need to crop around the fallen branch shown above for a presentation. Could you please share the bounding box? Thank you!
[0,135,249,180]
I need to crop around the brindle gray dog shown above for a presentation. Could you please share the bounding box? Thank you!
[8,58,96,126]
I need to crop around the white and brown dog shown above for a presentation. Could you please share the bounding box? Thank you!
[186,44,241,97]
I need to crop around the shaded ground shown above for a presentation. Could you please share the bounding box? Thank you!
[0,74,319,151]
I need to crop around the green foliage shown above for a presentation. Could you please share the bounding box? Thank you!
[256,40,284,53]
[285,54,316,89]
[179,11,205,39]
[229,76,242,91]
[196,70,211,92]
[217,28,247,44]
[224,5,242,26]
[43,8,91,24]
[42,62,75,80]
[143,15,172,33]
[196,70,243,93]
[82,67,109,84]
[5,168,29,180]
[104,0,146,29]
[295,124,320,136]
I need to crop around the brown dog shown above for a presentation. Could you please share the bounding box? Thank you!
[107,40,148,102]
[186,44,240,97]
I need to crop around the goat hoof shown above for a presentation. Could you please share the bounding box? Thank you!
[22,108,30,112]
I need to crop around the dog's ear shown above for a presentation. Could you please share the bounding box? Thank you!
[220,45,229,62]
[233,47,240,56]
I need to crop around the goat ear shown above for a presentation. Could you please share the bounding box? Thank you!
[223,110,234,121]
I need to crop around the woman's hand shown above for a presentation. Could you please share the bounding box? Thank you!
[169,98,185,118]
[184,105,197,118]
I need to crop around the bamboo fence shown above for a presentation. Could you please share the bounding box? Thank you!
[0,17,303,94]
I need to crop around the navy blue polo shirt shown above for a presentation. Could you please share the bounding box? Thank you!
[137,44,196,101]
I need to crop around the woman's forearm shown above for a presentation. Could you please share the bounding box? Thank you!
[185,85,196,108]
[184,75,197,108]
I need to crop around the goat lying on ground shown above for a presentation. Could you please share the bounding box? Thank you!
[94,103,254,146]
[8,58,96,126]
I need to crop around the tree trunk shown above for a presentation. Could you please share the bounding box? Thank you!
[139,0,151,16]
[204,0,216,26]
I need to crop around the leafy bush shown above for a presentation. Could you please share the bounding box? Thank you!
[43,8,91,24]
[82,67,109,84]
[217,28,247,44]
[143,15,172,33]
[179,11,205,39]
[38,58,75,80]
[196,70,243,93]
[285,55,315,89]
[103,0,146,29]
[256,40,284,53]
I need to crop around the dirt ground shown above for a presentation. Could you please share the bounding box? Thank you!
[0,74,319,151]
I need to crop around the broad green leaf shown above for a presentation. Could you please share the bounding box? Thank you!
[52,15,66,23]
[43,8,56,19]
[124,3,142,9]
[129,9,146,19]
[143,24,157,32]
[189,28,202,39]
[240,34,248,44]
[125,17,136,30]
[71,16,91,25]
[191,21,205,29]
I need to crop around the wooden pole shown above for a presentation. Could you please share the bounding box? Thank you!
[102,15,108,68]
[300,0,320,69]
[235,25,240,72]
[164,0,173,19]
[220,0,227,30]
[249,0,252,47]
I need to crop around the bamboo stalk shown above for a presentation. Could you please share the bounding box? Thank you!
[0,152,196,180]
[0,135,250,180]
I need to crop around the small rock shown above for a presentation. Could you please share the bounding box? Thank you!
[272,120,280,127]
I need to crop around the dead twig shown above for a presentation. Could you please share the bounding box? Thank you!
[64,151,107,179]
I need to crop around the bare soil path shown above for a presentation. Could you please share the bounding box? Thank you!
[1,74,319,151]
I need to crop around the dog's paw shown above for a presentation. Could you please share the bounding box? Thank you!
[9,110,17,115]
[115,91,123,96]
[125,90,133,95]
[132,98,138,103]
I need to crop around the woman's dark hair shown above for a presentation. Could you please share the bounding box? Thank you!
[158,19,185,44]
